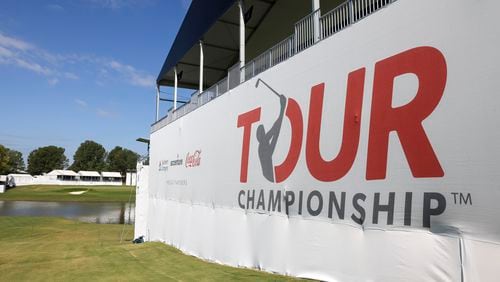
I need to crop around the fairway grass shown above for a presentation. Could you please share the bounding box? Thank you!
[0,185,134,202]
[0,217,301,281]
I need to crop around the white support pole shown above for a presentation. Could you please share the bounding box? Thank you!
[174,66,178,110]
[312,0,320,42]
[155,84,160,121]
[199,40,204,94]
[238,0,245,82]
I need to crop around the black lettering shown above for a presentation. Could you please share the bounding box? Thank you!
[328,191,345,219]
[268,190,281,212]
[307,190,323,216]
[256,189,265,210]
[373,192,395,225]
[423,192,446,228]
[238,190,245,209]
[298,190,303,215]
[285,191,295,215]
[246,189,255,209]
[351,193,366,225]
[460,193,472,205]
[404,192,412,226]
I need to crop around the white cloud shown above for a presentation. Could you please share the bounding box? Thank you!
[87,0,155,9]
[89,0,125,9]
[0,31,153,88]
[108,60,154,87]
[0,33,33,51]
[0,32,56,78]
[0,46,13,57]
[130,73,155,87]
[14,58,52,75]
[48,78,59,85]
[64,72,79,80]
[96,108,117,118]
[75,99,88,107]
[47,4,65,12]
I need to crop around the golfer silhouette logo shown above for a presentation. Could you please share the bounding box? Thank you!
[255,79,287,182]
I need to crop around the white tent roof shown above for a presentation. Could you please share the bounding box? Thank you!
[8,174,33,178]
[47,170,78,176]
[101,172,122,178]
[78,171,101,177]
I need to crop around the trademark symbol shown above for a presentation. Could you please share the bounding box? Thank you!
[451,192,472,206]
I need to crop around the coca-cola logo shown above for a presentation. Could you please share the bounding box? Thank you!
[185,150,201,167]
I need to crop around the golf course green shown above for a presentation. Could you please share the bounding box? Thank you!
[0,185,135,202]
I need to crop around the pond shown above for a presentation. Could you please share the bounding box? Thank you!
[0,201,135,224]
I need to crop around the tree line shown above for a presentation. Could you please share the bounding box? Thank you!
[0,140,139,177]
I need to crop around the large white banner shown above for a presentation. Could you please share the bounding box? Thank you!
[139,0,500,280]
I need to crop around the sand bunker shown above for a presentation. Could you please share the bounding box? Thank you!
[69,191,87,195]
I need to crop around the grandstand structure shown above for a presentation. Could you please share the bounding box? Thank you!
[137,0,500,280]
[4,170,124,186]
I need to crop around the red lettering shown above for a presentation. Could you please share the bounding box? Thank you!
[274,98,303,183]
[237,108,261,182]
[367,46,446,180]
[306,68,366,181]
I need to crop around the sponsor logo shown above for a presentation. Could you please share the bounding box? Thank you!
[158,160,169,171]
[166,179,188,186]
[185,150,201,167]
[237,46,446,183]
[170,155,183,166]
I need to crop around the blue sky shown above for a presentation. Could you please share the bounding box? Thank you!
[0,0,193,163]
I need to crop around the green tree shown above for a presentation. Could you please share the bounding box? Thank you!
[70,140,107,172]
[27,146,68,175]
[106,146,139,178]
[0,144,9,175]
[6,148,25,173]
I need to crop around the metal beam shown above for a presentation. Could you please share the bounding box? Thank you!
[245,1,276,43]
[177,62,227,72]
[174,66,178,110]
[203,42,238,52]
[254,0,274,5]
[199,40,204,93]
[239,0,245,82]
[159,98,187,104]
[155,85,160,122]
[217,19,256,30]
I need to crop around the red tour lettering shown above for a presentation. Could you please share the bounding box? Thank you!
[237,46,446,183]
[306,68,366,181]
[367,46,446,180]
[237,108,261,182]
[274,98,303,183]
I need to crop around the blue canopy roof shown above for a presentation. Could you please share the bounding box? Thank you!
[156,0,237,86]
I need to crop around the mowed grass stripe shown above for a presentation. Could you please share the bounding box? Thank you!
[0,217,303,281]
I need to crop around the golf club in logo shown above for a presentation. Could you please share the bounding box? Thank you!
[255,79,286,182]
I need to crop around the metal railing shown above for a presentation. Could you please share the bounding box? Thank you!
[320,1,351,39]
[228,62,241,89]
[352,0,394,22]
[152,0,396,132]
[295,9,321,53]
[242,35,295,80]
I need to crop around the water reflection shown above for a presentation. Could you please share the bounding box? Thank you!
[0,201,135,224]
